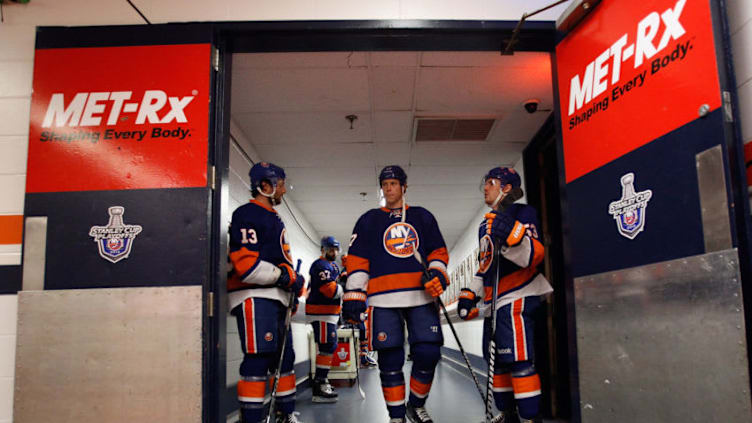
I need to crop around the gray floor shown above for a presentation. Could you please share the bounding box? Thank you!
[293,361,564,423]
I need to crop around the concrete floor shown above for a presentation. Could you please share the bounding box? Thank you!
[291,360,564,423]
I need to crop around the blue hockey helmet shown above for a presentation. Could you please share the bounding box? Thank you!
[379,165,407,186]
[481,166,521,190]
[249,162,286,194]
[321,236,340,250]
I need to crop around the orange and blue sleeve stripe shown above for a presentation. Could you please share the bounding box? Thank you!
[319,281,339,298]
[345,254,369,275]
[427,247,449,266]
[229,247,260,280]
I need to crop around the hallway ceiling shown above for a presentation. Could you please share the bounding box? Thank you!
[230,51,553,251]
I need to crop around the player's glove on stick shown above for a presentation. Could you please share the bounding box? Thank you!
[421,268,449,297]
[484,210,525,247]
[457,288,480,320]
[276,263,305,294]
[342,290,367,323]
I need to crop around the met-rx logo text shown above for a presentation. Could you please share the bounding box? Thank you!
[383,222,419,258]
[608,173,653,240]
[568,0,687,117]
[89,206,143,263]
[42,90,195,127]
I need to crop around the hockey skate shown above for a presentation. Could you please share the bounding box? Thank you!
[479,412,507,423]
[274,411,303,423]
[360,353,377,368]
[406,403,434,423]
[311,378,338,403]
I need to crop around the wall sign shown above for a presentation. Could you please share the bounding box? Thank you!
[27,44,211,193]
[557,0,721,183]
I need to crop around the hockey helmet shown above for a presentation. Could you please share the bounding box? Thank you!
[379,165,407,186]
[249,162,286,193]
[320,236,341,250]
[481,166,521,191]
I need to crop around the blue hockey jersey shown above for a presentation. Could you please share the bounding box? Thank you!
[345,206,449,308]
[306,257,343,323]
[470,203,552,314]
[227,199,294,310]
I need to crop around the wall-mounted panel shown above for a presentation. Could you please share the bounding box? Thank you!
[13,287,202,423]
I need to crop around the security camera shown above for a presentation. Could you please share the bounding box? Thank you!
[523,99,540,114]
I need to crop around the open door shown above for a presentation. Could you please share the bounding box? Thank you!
[553,0,752,421]
[15,24,221,423]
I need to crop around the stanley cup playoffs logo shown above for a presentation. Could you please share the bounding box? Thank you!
[89,206,143,263]
[608,173,653,240]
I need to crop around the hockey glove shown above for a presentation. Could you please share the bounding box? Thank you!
[457,288,480,320]
[421,268,449,298]
[275,263,305,294]
[342,290,367,324]
[485,210,525,247]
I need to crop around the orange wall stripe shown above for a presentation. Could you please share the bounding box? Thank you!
[0,215,23,245]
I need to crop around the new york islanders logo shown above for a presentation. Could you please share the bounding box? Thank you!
[478,234,494,273]
[280,228,293,264]
[608,173,652,240]
[88,206,142,263]
[383,222,419,258]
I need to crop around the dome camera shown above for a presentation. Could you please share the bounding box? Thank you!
[523,99,540,114]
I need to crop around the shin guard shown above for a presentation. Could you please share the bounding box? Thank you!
[378,347,406,418]
[408,343,440,407]
[511,361,541,420]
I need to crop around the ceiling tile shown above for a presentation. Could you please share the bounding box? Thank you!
[284,167,376,187]
[373,111,413,143]
[234,112,372,144]
[371,67,416,111]
[232,68,370,113]
[409,143,523,166]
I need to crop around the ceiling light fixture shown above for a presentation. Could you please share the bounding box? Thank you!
[346,114,358,130]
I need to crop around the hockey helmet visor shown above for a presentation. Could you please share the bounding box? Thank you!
[480,166,521,192]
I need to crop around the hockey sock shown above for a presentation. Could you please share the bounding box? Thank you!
[315,353,333,381]
[378,347,406,418]
[360,340,369,357]
[315,341,336,381]
[238,353,274,423]
[407,343,440,407]
[492,372,514,412]
[511,361,541,419]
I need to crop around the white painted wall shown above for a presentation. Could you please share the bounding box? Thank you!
[0,296,17,423]
[728,0,752,145]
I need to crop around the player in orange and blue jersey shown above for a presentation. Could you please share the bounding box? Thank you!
[228,162,306,423]
[306,236,344,403]
[457,167,553,423]
[343,165,450,423]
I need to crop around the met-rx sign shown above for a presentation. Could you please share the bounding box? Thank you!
[557,0,721,183]
[27,44,211,193]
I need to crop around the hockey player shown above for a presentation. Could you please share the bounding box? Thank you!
[306,236,345,403]
[228,162,306,423]
[343,165,450,423]
[456,167,552,423]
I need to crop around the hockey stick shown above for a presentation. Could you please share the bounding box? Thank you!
[413,249,488,406]
[484,242,501,423]
[265,259,302,423]
[350,323,366,399]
